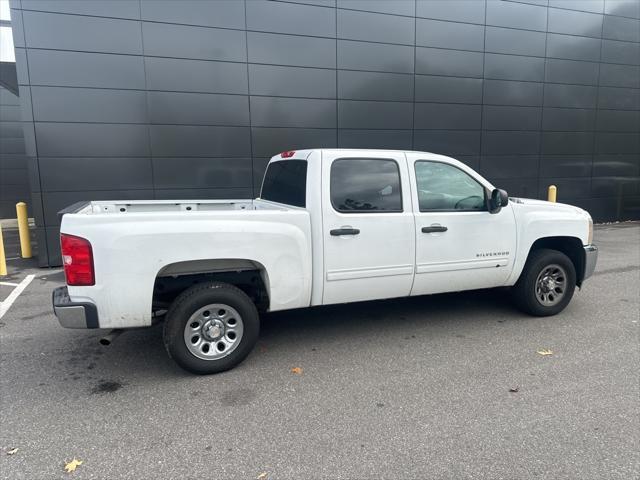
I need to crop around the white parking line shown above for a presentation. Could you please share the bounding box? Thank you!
[0,275,35,319]
[0,282,20,287]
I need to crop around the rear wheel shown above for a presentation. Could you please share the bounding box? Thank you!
[163,281,259,374]
[512,248,576,316]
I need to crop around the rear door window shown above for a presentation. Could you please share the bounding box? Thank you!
[330,158,402,213]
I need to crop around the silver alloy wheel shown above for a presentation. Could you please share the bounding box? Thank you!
[183,303,244,361]
[535,263,567,307]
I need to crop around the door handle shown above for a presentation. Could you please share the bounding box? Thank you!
[330,228,360,236]
[422,225,448,233]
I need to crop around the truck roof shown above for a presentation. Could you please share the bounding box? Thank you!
[270,148,455,162]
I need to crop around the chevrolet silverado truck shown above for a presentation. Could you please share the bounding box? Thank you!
[53,149,597,374]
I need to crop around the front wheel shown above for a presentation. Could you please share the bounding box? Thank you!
[512,249,576,316]
[163,281,260,374]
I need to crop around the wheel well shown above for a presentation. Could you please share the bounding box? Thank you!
[528,237,585,286]
[152,260,270,314]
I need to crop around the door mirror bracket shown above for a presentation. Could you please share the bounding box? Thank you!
[489,188,509,214]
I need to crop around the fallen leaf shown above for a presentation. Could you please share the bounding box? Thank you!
[291,367,303,375]
[537,349,553,356]
[257,473,268,480]
[6,448,18,455]
[509,387,519,393]
[64,459,83,473]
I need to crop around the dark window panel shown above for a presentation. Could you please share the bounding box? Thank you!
[35,123,150,157]
[140,0,245,29]
[548,7,603,37]
[542,107,596,131]
[414,130,481,156]
[39,157,153,192]
[485,26,546,57]
[142,22,247,62]
[487,0,548,31]
[149,125,251,157]
[147,91,250,126]
[598,87,640,110]
[490,177,539,199]
[247,0,336,37]
[416,0,485,24]
[483,79,544,107]
[23,11,142,55]
[31,87,147,124]
[483,105,542,130]
[601,39,640,66]
[482,131,541,155]
[21,0,141,18]
[337,0,415,17]
[338,129,413,149]
[155,188,253,200]
[593,153,639,176]
[545,58,600,85]
[414,103,481,130]
[481,155,540,179]
[261,159,308,207]
[599,63,640,89]
[338,9,414,45]
[485,53,545,82]
[591,177,640,197]
[596,110,640,132]
[153,157,252,189]
[338,70,413,101]
[338,100,413,129]
[596,132,640,154]
[539,154,592,177]
[604,0,640,19]
[542,131,595,154]
[416,18,484,52]
[252,127,337,157]
[549,0,604,14]
[145,57,248,94]
[603,14,640,43]
[338,40,414,73]
[538,177,592,199]
[416,47,483,77]
[544,84,598,108]
[248,32,336,68]
[546,33,602,62]
[249,64,336,99]
[27,50,145,89]
[415,75,483,104]
[250,97,336,128]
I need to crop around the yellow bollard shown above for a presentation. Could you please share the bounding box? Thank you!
[16,202,32,259]
[547,185,557,203]
[0,224,7,276]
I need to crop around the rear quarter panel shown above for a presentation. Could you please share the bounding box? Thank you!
[62,209,312,328]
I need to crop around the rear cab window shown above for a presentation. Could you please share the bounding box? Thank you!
[261,160,308,208]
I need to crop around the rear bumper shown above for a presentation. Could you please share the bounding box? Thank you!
[52,286,99,329]
[580,244,598,285]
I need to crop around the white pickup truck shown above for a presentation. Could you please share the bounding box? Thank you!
[53,149,597,374]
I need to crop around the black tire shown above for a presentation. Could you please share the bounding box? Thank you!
[163,281,259,374]
[512,248,576,317]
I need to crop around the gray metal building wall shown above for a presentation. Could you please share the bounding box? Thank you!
[7,0,640,266]
[0,85,30,218]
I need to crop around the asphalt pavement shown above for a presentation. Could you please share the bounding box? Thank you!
[0,223,638,479]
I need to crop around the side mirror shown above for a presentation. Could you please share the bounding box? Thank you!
[489,188,509,214]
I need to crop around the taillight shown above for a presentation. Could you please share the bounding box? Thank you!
[60,234,95,286]
[280,150,295,158]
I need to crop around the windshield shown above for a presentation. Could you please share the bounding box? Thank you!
[260,160,307,208]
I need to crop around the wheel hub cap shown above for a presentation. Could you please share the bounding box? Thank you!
[183,304,244,361]
[535,264,567,307]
